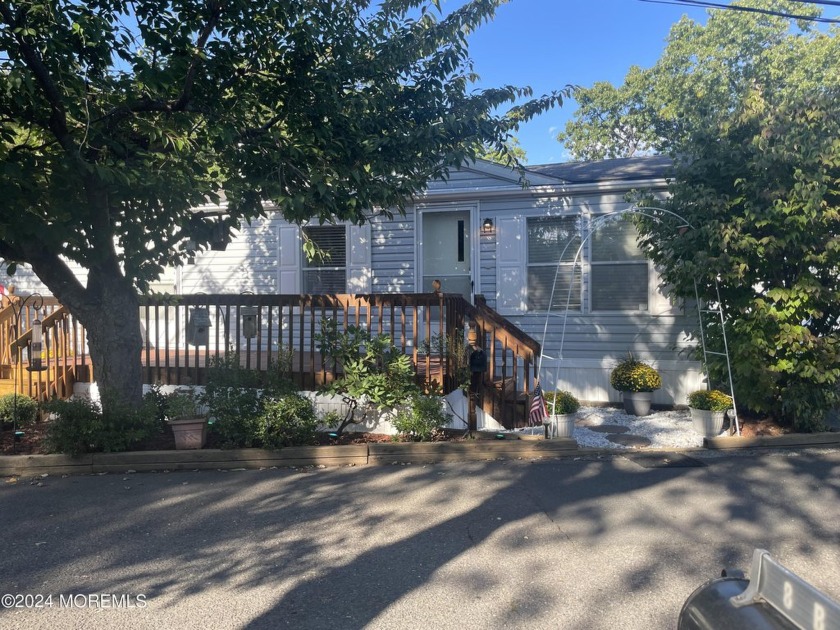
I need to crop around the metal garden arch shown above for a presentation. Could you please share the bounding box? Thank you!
[536,205,740,435]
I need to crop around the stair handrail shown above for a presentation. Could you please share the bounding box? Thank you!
[464,298,541,357]
[0,295,20,366]
[8,302,68,351]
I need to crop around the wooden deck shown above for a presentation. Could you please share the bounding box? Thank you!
[2,292,540,428]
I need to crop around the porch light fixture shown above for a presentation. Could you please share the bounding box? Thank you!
[482,218,494,232]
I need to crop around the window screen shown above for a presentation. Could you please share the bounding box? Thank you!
[526,216,581,311]
[590,218,648,311]
[302,225,347,293]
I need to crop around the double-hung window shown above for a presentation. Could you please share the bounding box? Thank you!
[590,216,649,311]
[301,225,347,293]
[526,216,582,311]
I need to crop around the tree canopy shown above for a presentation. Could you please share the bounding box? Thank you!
[559,0,840,161]
[560,0,840,427]
[0,0,568,408]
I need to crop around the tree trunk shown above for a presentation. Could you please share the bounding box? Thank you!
[77,278,144,411]
[25,253,144,413]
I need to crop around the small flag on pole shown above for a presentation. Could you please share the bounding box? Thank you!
[529,381,548,426]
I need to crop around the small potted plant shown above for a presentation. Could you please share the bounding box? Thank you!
[165,389,208,449]
[545,390,580,438]
[610,356,662,416]
[687,389,732,437]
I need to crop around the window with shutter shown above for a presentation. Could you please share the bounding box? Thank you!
[590,217,649,311]
[301,225,347,293]
[526,216,582,311]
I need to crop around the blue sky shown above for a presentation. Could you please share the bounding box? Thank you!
[460,0,711,165]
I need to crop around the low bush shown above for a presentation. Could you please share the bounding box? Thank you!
[392,394,451,441]
[201,355,265,448]
[256,393,318,448]
[44,392,163,456]
[0,393,38,428]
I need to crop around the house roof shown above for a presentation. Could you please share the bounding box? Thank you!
[524,155,672,184]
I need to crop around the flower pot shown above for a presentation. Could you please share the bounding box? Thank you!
[168,416,208,449]
[549,413,576,439]
[622,392,653,416]
[690,408,726,437]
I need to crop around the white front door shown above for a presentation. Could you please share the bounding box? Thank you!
[421,210,473,300]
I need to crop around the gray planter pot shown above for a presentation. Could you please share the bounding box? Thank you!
[168,416,208,450]
[623,392,653,416]
[690,408,726,437]
[549,413,576,439]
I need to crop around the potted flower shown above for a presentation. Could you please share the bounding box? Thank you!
[165,389,208,449]
[687,389,732,437]
[609,356,662,416]
[545,390,580,438]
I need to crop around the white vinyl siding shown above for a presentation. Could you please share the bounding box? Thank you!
[527,216,582,311]
[301,225,347,293]
[590,218,648,312]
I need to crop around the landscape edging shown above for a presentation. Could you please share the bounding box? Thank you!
[2,432,839,476]
[704,431,840,449]
[0,440,575,476]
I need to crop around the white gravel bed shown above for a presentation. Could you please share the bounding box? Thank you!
[576,406,705,449]
[509,406,707,449]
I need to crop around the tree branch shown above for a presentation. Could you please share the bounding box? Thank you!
[0,238,88,307]
[174,0,225,110]
[0,2,77,155]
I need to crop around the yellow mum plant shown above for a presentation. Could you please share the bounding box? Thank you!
[687,389,732,412]
[610,356,662,393]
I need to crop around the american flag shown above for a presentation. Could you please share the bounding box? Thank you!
[529,382,548,425]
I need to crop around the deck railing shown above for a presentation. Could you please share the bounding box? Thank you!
[138,292,470,392]
[138,293,540,427]
[467,296,541,427]
[0,295,87,402]
[1,292,540,428]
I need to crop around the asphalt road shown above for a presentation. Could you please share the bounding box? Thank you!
[1,449,839,630]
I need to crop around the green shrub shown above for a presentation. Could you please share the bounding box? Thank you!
[687,389,733,412]
[0,393,38,427]
[392,394,451,441]
[201,355,264,448]
[164,389,205,419]
[610,356,662,393]
[321,410,343,429]
[545,391,580,415]
[317,318,420,435]
[43,398,101,455]
[44,393,163,456]
[256,393,318,448]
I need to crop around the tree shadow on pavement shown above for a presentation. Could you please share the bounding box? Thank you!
[1,451,839,629]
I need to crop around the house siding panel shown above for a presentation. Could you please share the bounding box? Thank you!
[181,217,280,294]
[370,213,415,293]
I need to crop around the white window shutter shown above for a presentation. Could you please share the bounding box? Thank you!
[278,224,301,294]
[347,223,371,294]
[496,216,526,314]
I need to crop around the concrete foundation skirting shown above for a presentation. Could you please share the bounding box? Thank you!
[0,439,575,477]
